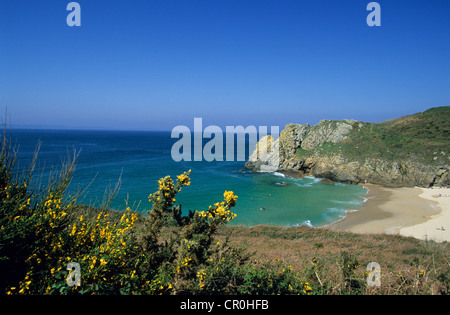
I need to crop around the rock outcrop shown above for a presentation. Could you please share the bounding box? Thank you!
[245,107,450,188]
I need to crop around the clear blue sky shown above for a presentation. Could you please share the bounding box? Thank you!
[1,0,449,130]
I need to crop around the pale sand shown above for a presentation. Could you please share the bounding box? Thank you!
[399,188,450,243]
[329,184,450,243]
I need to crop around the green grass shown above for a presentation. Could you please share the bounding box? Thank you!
[294,106,450,167]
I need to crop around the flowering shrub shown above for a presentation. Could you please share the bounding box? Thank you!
[140,170,240,293]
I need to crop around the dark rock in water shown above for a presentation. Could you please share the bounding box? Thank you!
[320,178,335,185]
[274,182,290,186]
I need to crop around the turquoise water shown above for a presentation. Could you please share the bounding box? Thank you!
[10,129,367,227]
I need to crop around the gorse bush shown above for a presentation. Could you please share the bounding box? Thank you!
[138,170,242,294]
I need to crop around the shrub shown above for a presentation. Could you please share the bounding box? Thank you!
[139,171,240,294]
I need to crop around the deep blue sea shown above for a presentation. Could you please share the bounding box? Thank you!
[9,129,367,227]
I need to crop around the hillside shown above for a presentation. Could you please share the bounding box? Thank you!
[245,106,450,187]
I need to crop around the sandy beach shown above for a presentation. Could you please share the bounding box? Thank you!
[400,188,450,242]
[329,184,450,243]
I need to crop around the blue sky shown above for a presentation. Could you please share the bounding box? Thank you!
[0,0,449,130]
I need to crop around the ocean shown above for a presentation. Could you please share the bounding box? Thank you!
[9,129,367,227]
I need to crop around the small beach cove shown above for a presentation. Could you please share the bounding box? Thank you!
[329,183,450,243]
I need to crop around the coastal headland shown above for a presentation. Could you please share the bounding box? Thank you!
[245,107,449,242]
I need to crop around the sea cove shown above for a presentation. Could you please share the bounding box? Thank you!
[10,129,367,227]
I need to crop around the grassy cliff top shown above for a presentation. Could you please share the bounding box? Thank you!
[377,106,450,142]
[296,106,450,166]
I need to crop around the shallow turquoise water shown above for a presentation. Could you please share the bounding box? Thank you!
[11,129,367,227]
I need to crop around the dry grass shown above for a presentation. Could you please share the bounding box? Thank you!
[216,225,450,294]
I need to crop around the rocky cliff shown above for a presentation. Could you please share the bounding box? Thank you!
[245,107,450,187]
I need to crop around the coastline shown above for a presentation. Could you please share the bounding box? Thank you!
[328,183,450,243]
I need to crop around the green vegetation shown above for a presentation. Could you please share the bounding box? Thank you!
[1,128,449,295]
[313,106,449,165]
[378,106,450,142]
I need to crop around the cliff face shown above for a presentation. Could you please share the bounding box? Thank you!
[245,107,450,188]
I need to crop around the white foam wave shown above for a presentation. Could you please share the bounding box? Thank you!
[293,182,313,188]
[294,220,313,228]
[333,200,363,206]
[303,176,321,183]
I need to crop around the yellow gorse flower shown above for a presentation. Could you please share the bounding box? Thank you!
[196,191,238,223]
[177,171,191,186]
[223,190,238,207]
